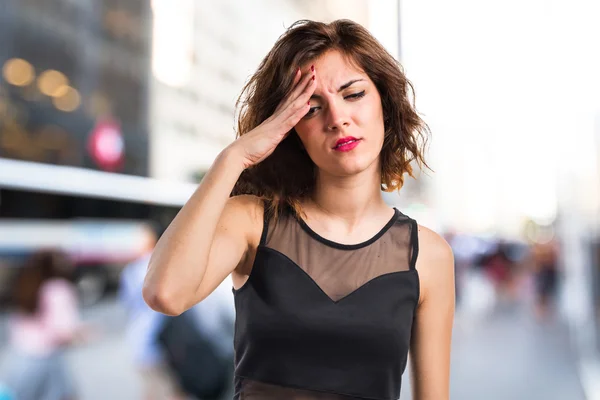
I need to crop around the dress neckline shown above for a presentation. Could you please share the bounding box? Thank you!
[294,208,399,250]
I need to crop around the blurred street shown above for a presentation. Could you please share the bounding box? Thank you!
[0,293,586,400]
[448,306,585,400]
[1,0,599,399]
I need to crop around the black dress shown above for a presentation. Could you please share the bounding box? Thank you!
[232,206,420,399]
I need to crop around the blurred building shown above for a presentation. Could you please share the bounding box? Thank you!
[148,0,371,182]
[0,0,152,177]
[0,0,160,305]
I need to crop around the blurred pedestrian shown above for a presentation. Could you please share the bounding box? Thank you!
[3,250,84,400]
[482,241,520,304]
[530,230,560,320]
[158,278,235,400]
[119,223,184,400]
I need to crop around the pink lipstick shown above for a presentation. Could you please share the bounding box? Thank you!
[333,136,361,152]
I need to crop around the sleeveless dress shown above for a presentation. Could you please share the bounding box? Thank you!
[232,206,420,399]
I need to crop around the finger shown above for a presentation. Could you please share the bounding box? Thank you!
[280,78,317,129]
[273,68,302,114]
[276,67,315,114]
[281,102,310,131]
[287,66,315,104]
[291,67,302,87]
[286,71,317,115]
[278,74,315,122]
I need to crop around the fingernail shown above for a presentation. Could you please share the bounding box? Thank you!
[311,65,314,71]
[307,101,310,105]
[312,75,315,80]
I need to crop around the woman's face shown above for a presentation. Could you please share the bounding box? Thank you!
[294,50,385,179]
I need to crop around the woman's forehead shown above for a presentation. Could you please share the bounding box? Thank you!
[302,51,369,90]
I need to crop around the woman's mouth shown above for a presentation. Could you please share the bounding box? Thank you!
[333,137,361,152]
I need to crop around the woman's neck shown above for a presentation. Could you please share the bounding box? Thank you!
[305,166,391,231]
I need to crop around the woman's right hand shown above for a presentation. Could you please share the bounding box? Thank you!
[229,67,317,169]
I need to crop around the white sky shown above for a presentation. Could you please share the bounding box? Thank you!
[399,0,600,234]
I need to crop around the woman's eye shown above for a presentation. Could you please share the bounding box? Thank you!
[304,107,320,118]
[345,90,366,100]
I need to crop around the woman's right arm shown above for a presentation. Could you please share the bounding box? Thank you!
[143,66,317,316]
[143,150,256,316]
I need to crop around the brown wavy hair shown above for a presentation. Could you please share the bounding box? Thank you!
[232,19,430,215]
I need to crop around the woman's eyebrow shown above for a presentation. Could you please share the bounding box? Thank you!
[310,79,366,100]
[338,79,364,91]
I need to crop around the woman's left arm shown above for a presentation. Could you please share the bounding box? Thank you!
[410,225,456,400]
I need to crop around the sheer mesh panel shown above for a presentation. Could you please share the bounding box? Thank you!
[239,378,363,399]
[264,210,414,302]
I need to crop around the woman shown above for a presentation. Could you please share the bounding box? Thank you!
[144,19,454,400]
[4,250,82,400]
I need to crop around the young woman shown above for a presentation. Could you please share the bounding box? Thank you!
[144,19,455,400]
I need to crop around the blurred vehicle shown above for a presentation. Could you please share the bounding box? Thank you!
[0,157,196,306]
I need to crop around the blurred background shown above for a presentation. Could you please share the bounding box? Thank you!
[0,0,598,399]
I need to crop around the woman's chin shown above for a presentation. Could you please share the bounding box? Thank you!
[322,159,378,179]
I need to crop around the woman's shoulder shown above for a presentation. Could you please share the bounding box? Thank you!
[416,225,453,262]
[226,194,266,243]
[227,194,265,216]
[415,225,455,303]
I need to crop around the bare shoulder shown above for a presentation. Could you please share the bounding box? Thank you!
[415,224,455,304]
[224,195,265,284]
[226,194,264,218]
[224,194,265,246]
[416,225,454,266]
